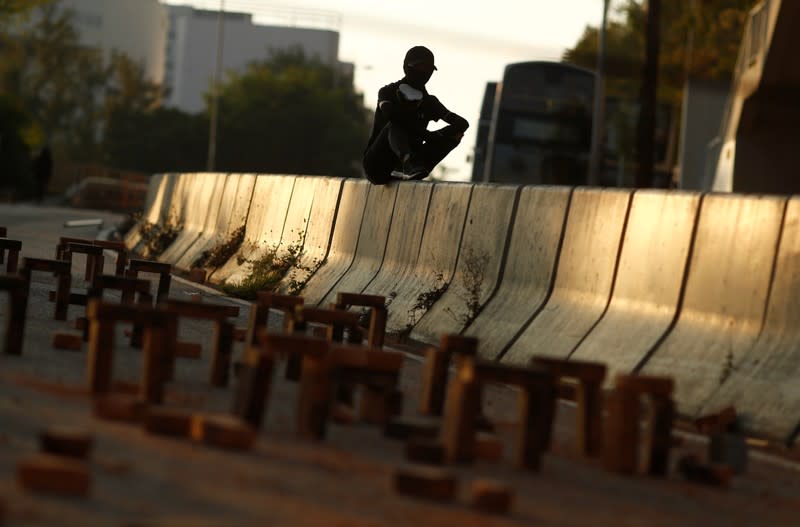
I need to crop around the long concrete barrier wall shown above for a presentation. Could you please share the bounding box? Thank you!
[278,177,344,295]
[300,180,369,305]
[379,183,473,335]
[704,196,800,442]
[359,182,435,331]
[464,186,571,360]
[210,175,296,285]
[124,172,167,251]
[570,190,701,380]
[129,173,800,444]
[638,194,786,416]
[175,173,256,273]
[411,184,519,345]
[501,188,632,365]
[317,184,398,307]
[161,173,227,266]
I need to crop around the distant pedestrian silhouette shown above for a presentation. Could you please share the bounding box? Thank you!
[363,45,469,185]
[32,145,52,203]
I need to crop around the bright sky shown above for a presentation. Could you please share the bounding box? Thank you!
[164,0,609,181]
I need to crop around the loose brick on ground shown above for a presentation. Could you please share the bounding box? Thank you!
[405,438,446,465]
[17,453,90,497]
[190,413,256,450]
[384,416,440,440]
[144,406,193,438]
[93,394,147,423]
[393,465,458,502]
[51,331,83,351]
[469,479,513,514]
[39,427,94,459]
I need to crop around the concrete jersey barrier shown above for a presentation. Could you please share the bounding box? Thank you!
[501,188,632,366]
[300,180,370,305]
[357,182,435,327]
[140,173,193,258]
[279,177,343,295]
[375,182,473,334]
[174,174,253,272]
[411,184,520,345]
[126,173,174,252]
[317,184,399,307]
[160,173,227,266]
[570,190,701,381]
[465,186,571,360]
[639,193,786,417]
[210,174,296,285]
[696,196,799,442]
[172,173,230,272]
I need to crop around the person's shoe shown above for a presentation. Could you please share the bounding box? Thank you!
[401,154,429,180]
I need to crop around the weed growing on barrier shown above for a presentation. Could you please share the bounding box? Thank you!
[719,349,737,385]
[283,254,324,296]
[407,272,450,327]
[193,225,246,269]
[221,229,316,300]
[445,248,490,327]
[117,212,141,237]
[139,215,183,257]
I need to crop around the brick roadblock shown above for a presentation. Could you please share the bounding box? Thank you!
[211,175,296,285]
[317,184,398,307]
[176,174,256,274]
[501,189,632,365]
[411,184,519,345]
[124,173,172,252]
[463,187,571,360]
[639,193,786,417]
[299,180,370,305]
[159,173,223,265]
[376,183,472,335]
[356,182,435,326]
[699,196,800,442]
[569,191,701,381]
[276,177,343,293]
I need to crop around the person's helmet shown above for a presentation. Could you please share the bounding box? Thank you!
[403,45,437,87]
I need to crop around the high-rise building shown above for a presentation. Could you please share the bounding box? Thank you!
[164,6,345,114]
[56,0,168,84]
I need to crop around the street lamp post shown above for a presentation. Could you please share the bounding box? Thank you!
[588,0,611,186]
[207,0,225,171]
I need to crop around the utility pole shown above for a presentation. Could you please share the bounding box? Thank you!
[635,0,661,188]
[588,0,611,186]
[206,0,225,171]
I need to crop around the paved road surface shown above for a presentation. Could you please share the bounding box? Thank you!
[1,203,799,526]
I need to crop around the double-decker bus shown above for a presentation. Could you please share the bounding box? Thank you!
[478,62,595,185]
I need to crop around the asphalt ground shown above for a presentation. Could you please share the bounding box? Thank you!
[1,203,799,526]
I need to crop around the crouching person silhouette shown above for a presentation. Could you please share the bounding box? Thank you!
[363,45,469,185]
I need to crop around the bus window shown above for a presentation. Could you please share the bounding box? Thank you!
[481,61,595,185]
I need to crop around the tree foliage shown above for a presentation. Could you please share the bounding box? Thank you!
[0,2,370,187]
[563,0,758,102]
[213,48,370,178]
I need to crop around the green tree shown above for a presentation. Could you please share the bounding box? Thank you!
[0,1,111,158]
[563,0,757,184]
[0,94,33,193]
[214,48,370,178]
[0,0,48,17]
[102,107,207,173]
[564,0,757,99]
